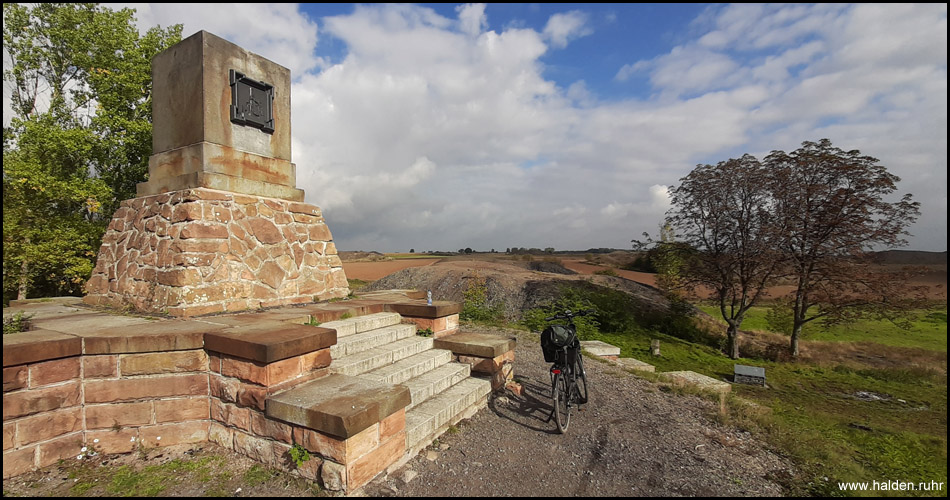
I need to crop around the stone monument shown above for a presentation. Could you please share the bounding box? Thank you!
[84,31,349,316]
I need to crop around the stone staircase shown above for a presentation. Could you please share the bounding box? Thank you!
[321,312,491,453]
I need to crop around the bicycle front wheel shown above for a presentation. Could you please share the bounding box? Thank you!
[552,372,571,433]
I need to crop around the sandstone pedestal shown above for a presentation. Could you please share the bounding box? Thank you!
[84,188,348,316]
[84,31,349,316]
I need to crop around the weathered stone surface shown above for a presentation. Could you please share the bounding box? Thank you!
[138,421,209,448]
[14,407,83,446]
[321,460,346,491]
[346,430,406,491]
[85,428,138,454]
[83,355,118,378]
[155,397,210,423]
[266,374,411,439]
[3,447,36,479]
[84,374,209,403]
[205,326,335,364]
[2,330,81,368]
[433,332,515,359]
[85,402,153,429]
[3,366,28,393]
[119,350,209,376]
[3,381,81,420]
[616,358,655,373]
[580,340,621,358]
[36,431,83,468]
[84,189,349,317]
[79,319,219,354]
[385,301,460,318]
[660,371,732,394]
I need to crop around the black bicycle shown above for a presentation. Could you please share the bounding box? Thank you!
[540,309,592,433]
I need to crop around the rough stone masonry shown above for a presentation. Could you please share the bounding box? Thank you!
[84,31,349,316]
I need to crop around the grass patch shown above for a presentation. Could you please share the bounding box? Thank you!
[347,278,371,291]
[698,304,948,352]
[242,464,277,486]
[105,456,227,496]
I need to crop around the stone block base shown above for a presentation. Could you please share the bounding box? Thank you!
[434,333,516,392]
[83,188,349,316]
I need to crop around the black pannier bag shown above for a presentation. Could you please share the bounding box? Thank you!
[541,325,578,363]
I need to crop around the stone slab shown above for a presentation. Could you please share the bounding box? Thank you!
[197,309,312,327]
[2,330,81,367]
[616,358,655,372]
[78,319,224,354]
[204,325,336,363]
[266,373,410,438]
[580,340,621,357]
[4,298,85,321]
[358,290,427,301]
[433,333,515,359]
[385,301,461,319]
[660,371,731,394]
[30,313,153,336]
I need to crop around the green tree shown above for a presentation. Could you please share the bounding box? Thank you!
[666,155,782,359]
[2,3,181,302]
[765,139,921,357]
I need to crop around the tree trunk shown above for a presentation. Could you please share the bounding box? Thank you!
[726,323,740,359]
[790,322,803,358]
[18,257,29,301]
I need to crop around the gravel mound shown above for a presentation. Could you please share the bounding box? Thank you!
[366,260,675,321]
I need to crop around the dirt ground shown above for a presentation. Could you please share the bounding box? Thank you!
[342,258,442,281]
[1,441,328,498]
[348,253,946,301]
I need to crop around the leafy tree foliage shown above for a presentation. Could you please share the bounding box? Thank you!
[664,139,920,358]
[764,139,921,356]
[667,154,781,359]
[2,3,181,302]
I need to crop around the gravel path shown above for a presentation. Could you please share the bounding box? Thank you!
[362,326,796,497]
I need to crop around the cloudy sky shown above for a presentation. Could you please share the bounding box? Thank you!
[107,4,950,251]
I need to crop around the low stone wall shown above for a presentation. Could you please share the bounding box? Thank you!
[3,294,464,492]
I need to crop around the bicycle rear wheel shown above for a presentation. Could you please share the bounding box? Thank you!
[552,371,571,433]
[574,354,589,405]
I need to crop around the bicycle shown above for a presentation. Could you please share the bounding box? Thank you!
[540,309,592,433]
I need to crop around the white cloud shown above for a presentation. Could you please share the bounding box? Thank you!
[542,10,592,49]
[456,3,488,38]
[122,3,323,75]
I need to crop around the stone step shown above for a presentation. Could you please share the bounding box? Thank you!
[329,324,415,358]
[401,362,471,411]
[329,336,433,376]
[359,349,453,386]
[320,312,402,338]
[405,377,491,452]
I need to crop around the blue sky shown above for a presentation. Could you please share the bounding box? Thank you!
[92,4,950,251]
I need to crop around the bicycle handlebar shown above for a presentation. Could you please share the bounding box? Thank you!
[544,309,596,322]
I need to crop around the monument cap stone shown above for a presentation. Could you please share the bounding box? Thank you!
[137,30,304,201]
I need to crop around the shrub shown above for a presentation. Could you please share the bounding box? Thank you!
[460,271,504,323]
[3,311,33,334]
